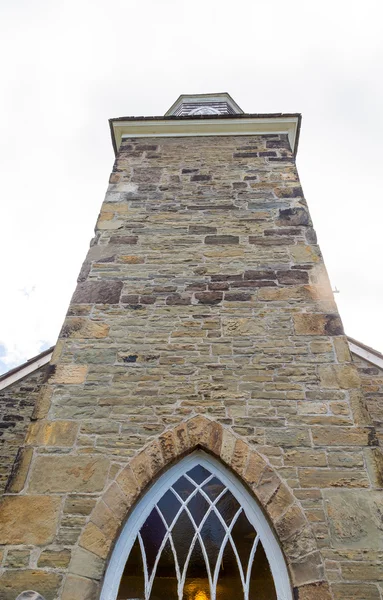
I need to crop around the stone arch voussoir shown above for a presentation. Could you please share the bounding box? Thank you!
[64,416,326,600]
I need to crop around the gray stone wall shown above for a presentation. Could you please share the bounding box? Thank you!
[0,366,46,493]
[0,134,382,600]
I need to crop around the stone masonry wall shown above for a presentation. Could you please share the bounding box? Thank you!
[352,352,383,446]
[0,134,382,600]
[0,366,46,494]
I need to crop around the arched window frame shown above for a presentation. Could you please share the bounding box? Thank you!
[100,450,293,600]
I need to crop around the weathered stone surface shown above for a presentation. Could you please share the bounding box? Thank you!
[60,317,110,339]
[51,364,88,384]
[26,420,78,446]
[294,313,343,335]
[5,445,33,493]
[61,574,100,600]
[0,132,380,599]
[38,548,71,568]
[0,570,62,600]
[28,456,109,493]
[324,491,383,549]
[69,547,104,580]
[72,280,123,303]
[294,582,332,600]
[0,495,60,545]
[4,549,30,568]
[300,468,369,488]
[319,364,361,389]
[331,583,380,599]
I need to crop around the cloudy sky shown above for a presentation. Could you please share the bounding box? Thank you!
[0,0,382,374]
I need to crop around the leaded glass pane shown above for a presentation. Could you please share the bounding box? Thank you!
[158,489,182,526]
[117,463,278,600]
[216,539,242,600]
[173,475,196,500]
[182,539,211,600]
[202,476,226,501]
[231,510,257,573]
[249,543,277,600]
[140,508,166,576]
[118,537,145,600]
[149,539,178,600]
[186,464,212,484]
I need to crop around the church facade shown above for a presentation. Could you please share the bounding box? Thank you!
[0,94,382,600]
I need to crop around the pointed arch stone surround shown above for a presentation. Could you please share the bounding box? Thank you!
[63,416,331,600]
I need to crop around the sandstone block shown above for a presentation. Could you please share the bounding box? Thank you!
[312,426,371,447]
[79,521,111,559]
[62,574,100,600]
[324,490,383,549]
[61,317,110,339]
[291,551,324,586]
[52,364,87,384]
[290,244,321,264]
[0,495,60,545]
[26,420,78,446]
[5,446,33,493]
[4,549,30,568]
[29,456,109,493]
[332,583,380,599]
[319,364,361,389]
[38,548,71,568]
[294,581,332,600]
[72,280,123,304]
[69,547,105,580]
[0,570,62,600]
[300,469,369,488]
[266,484,294,521]
[294,313,343,335]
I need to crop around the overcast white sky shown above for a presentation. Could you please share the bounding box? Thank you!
[0,0,382,374]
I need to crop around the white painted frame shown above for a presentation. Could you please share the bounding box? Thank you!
[111,116,299,155]
[100,450,292,600]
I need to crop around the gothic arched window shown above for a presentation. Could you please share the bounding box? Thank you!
[101,452,292,600]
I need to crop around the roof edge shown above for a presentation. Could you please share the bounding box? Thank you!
[109,113,302,157]
[0,347,54,391]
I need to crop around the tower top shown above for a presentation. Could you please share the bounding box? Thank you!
[165,92,244,116]
[109,93,301,156]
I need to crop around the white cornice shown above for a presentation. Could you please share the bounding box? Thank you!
[0,351,52,391]
[349,341,383,370]
[111,116,300,155]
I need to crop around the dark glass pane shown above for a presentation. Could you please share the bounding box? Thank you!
[171,509,196,571]
[117,536,145,600]
[202,476,226,501]
[231,510,257,574]
[200,510,226,573]
[157,489,182,526]
[216,538,242,600]
[249,542,277,600]
[187,492,210,526]
[182,539,211,600]
[149,539,178,600]
[215,491,241,526]
[140,508,166,576]
[186,465,212,485]
[172,475,196,500]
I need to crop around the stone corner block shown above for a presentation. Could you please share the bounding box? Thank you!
[0,495,61,545]
[28,455,109,493]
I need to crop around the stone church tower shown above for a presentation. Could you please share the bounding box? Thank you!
[0,93,382,600]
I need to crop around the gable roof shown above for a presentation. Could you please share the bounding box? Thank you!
[0,347,54,391]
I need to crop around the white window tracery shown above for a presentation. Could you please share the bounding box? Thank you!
[101,452,292,600]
